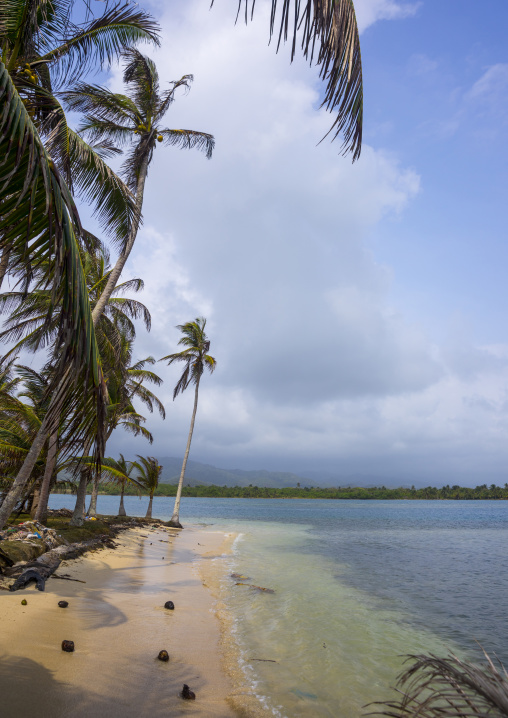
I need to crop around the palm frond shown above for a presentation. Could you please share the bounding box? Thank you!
[159,128,214,159]
[215,0,363,160]
[0,60,107,459]
[65,128,139,249]
[38,3,160,86]
[367,652,508,718]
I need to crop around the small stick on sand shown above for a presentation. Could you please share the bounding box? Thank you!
[248,658,278,663]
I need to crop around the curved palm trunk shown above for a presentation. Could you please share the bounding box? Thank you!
[34,430,58,524]
[169,380,200,529]
[0,411,52,529]
[145,490,154,520]
[87,472,100,516]
[118,482,127,516]
[92,157,148,323]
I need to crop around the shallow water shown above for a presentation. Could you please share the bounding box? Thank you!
[49,496,508,716]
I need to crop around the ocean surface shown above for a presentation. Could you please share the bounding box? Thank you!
[49,495,508,717]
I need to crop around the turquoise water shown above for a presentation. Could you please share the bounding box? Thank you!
[49,496,508,716]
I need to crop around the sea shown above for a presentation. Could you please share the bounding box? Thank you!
[48,495,508,717]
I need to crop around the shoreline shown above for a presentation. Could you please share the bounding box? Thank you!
[0,523,255,718]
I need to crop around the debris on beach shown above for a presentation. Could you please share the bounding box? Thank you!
[234,582,275,594]
[61,640,74,652]
[21,599,27,605]
[164,600,175,610]
[180,684,196,700]
[249,658,277,663]
[9,561,60,592]
[230,573,251,581]
[58,601,69,608]
[157,650,169,662]
[0,520,60,550]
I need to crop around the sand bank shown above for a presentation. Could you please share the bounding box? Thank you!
[0,524,248,718]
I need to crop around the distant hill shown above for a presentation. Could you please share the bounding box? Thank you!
[154,457,410,489]
[156,457,313,488]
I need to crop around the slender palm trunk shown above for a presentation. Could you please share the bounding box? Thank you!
[145,490,154,520]
[35,430,58,523]
[118,483,126,516]
[169,380,200,528]
[70,439,93,527]
[92,157,148,322]
[88,472,100,516]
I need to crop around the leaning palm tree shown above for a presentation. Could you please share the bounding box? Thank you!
[63,48,215,322]
[0,2,160,530]
[367,652,508,718]
[0,0,160,286]
[133,455,162,520]
[160,317,216,528]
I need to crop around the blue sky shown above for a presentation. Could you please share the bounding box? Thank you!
[50,1,508,485]
[362,0,508,345]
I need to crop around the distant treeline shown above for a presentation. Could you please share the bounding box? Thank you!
[53,483,508,500]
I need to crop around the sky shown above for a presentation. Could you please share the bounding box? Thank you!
[77,1,508,485]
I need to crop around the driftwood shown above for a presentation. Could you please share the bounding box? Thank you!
[249,658,278,663]
[51,573,86,584]
[9,560,60,592]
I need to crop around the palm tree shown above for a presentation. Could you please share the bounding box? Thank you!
[0,247,155,525]
[75,453,140,517]
[0,0,160,287]
[133,455,162,520]
[0,2,160,530]
[63,48,215,322]
[87,349,165,517]
[160,317,216,528]
[368,651,508,718]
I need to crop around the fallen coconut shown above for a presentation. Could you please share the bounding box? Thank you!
[164,600,174,610]
[58,601,69,608]
[61,640,74,652]
[181,684,195,700]
[158,650,169,662]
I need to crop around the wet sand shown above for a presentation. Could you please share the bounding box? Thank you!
[0,524,245,718]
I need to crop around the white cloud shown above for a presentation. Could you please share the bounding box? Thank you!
[354,0,421,33]
[104,0,508,485]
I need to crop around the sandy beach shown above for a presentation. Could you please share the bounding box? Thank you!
[0,524,248,718]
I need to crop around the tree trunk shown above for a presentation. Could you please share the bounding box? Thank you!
[30,484,41,519]
[70,440,93,527]
[71,471,89,527]
[118,483,126,516]
[92,157,148,323]
[88,472,100,517]
[0,411,52,529]
[145,491,153,520]
[35,430,58,524]
[169,380,200,528]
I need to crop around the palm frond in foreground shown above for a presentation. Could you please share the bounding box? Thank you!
[368,652,508,718]
[215,0,363,160]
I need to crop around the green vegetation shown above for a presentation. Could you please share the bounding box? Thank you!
[53,482,508,500]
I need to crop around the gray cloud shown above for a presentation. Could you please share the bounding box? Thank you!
[102,1,508,486]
